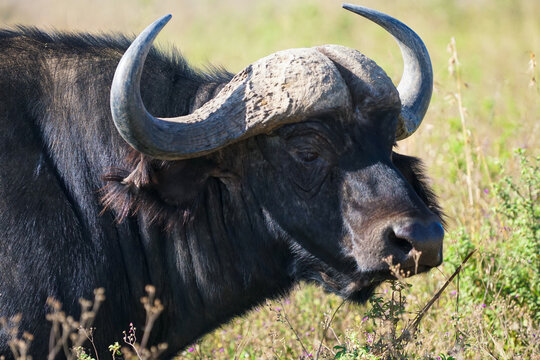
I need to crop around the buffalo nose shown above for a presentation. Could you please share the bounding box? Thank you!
[389,220,444,268]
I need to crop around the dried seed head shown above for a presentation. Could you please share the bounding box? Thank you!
[411,249,422,275]
[93,288,106,303]
[145,285,156,295]
[81,311,95,322]
[94,288,105,296]
[529,52,537,88]
[447,37,459,77]
[46,298,62,311]
[79,299,92,309]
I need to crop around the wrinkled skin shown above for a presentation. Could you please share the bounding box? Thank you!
[209,107,442,304]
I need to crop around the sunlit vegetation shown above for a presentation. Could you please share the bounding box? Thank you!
[1,0,538,359]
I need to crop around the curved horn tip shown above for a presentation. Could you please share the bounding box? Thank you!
[146,14,173,36]
[135,14,173,45]
[117,13,173,69]
[341,3,433,140]
[342,4,381,17]
[341,4,399,27]
[341,3,378,15]
[157,14,173,25]
[110,13,173,157]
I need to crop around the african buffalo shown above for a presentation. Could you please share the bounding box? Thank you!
[0,4,443,358]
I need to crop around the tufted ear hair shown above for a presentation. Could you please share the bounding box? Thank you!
[392,152,446,227]
[101,150,215,229]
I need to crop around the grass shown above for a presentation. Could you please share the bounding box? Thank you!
[2,0,539,359]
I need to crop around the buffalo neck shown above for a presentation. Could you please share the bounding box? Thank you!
[134,175,295,353]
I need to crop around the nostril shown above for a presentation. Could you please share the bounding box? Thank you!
[392,221,445,267]
[388,230,413,255]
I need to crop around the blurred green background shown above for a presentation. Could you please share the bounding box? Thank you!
[2,1,538,359]
[2,0,538,159]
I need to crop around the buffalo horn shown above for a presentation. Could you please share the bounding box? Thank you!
[342,4,433,140]
[110,15,350,160]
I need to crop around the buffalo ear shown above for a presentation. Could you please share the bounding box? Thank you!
[101,152,215,227]
[149,158,215,207]
[392,152,445,225]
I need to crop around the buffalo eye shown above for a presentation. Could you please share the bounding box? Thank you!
[294,149,320,163]
[285,141,332,198]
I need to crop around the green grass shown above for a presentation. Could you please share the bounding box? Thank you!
[3,0,539,359]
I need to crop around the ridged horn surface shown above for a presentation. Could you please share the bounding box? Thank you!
[110,15,350,160]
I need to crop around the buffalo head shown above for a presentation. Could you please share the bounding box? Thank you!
[108,5,443,303]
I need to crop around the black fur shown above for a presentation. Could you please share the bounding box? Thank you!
[0,27,443,359]
[392,152,446,227]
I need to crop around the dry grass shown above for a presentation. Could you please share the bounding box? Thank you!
[1,0,538,359]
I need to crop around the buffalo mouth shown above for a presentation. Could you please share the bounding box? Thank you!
[316,263,436,304]
[315,269,392,304]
